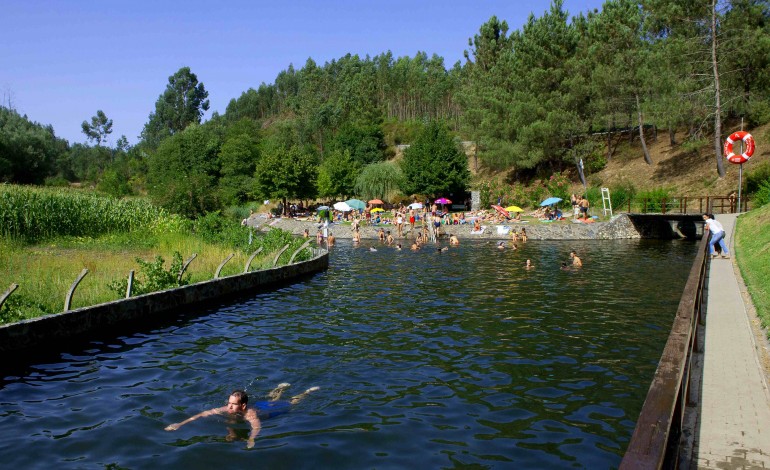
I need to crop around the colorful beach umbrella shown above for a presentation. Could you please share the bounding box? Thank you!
[345,199,366,210]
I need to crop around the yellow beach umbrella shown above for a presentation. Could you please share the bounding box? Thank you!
[370,208,385,213]
[505,206,523,213]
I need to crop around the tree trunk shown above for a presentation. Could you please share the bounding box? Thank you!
[606,117,613,162]
[711,0,726,178]
[669,126,677,146]
[636,93,653,165]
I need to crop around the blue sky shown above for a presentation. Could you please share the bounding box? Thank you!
[1,0,605,146]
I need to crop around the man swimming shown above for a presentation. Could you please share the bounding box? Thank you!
[570,251,582,267]
[165,383,319,448]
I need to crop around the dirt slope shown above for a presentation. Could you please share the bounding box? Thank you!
[590,123,770,196]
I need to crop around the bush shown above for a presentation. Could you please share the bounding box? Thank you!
[635,187,676,213]
[608,182,637,212]
[108,252,190,297]
[752,179,770,208]
[193,211,252,253]
[746,162,770,195]
[44,176,70,187]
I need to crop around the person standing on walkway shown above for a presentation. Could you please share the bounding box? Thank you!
[703,213,730,258]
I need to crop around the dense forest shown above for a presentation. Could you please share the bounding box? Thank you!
[1,0,769,217]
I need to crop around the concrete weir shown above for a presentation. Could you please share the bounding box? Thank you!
[625,213,705,239]
[0,249,329,353]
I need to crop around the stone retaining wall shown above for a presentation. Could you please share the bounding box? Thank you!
[0,250,329,353]
[255,214,645,241]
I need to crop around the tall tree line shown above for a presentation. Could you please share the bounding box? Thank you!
[2,0,769,211]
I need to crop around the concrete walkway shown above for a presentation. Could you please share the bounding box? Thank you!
[693,213,770,469]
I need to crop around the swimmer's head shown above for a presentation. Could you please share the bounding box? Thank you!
[227,390,248,414]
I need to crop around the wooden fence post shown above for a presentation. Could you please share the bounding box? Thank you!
[0,283,19,311]
[64,268,89,312]
[215,253,235,279]
[273,244,291,267]
[244,247,263,273]
[126,270,134,298]
[289,240,312,264]
[178,254,197,283]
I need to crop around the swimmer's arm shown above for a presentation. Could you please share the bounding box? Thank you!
[245,409,261,448]
[165,406,225,431]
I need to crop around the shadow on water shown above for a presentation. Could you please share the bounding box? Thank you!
[0,238,697,469]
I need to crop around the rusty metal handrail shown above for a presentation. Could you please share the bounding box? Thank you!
[623,196,748,214]
[620,233,709,468]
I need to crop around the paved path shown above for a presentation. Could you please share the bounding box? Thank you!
[693,213,770,469]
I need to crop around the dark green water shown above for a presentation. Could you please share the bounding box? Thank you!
[0,239,696,469]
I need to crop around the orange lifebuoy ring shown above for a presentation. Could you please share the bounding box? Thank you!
[723,131,755,164]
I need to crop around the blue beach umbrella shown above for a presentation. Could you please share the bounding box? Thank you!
[540,197,563,207]
[345,199,366,211]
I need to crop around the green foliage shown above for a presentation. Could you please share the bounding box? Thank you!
[635,187,675,213]
[81,110,113,146]
[751,179,770,208]
[328,122,386,166]
[218,130,259,205]
[141,67,210,148]
[98,168,132,197]
[0,106,67,184]
[107,252,190,297]
[44,175,70,187]
[476,180,528,209]
[746,161,770,195]
[400,120,470,197]
[608,181,637,211]
[545,172,571,202]
[147,124,221,218]
[0,184,170,243]
[254,143,318,204]
[0,293,48,324]
[317,149,361,199]
[523,180,549,209]
[354,161,403,201]
[256,228,312,265]
[192,211,253,253]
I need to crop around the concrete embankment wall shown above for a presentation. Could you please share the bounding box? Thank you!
[0,250,329,353]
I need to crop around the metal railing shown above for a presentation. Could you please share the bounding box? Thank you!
[620,233,709,468]
[621,196,748,215]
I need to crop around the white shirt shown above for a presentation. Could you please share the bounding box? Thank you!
[705,218,724,235]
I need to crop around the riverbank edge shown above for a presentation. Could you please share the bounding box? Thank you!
[0,249,329,354]
[249,213,643,241]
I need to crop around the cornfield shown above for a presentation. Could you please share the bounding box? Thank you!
[0,184,168,242]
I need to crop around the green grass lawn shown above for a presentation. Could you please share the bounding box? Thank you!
[735,203,770,335]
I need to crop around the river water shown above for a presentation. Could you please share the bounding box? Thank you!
[0,238,697,469]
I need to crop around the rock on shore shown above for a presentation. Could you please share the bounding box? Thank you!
[246,214,642,241]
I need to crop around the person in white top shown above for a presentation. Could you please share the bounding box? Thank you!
[702,213,729,258]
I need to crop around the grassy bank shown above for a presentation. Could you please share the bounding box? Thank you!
[735,203,770,335]
[0,185,312,324]
[0,231,299,323]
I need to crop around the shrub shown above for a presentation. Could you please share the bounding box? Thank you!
[608,182,637,212]
[746,162,770,195]
[752,179,770,208]
[635,187,676,213]
[108,252,190,297]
